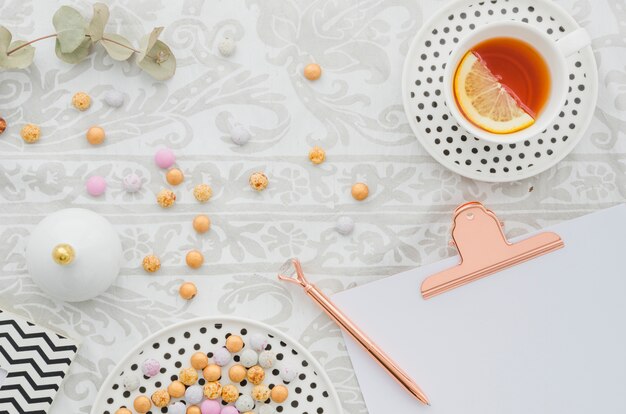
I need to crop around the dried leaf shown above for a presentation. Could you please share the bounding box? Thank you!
[53,6,87,53]
[137,27,163,62]
[87,3,109,42]
[136,28,176,80]
[55,37,92,64]
[101,33,134,61]
[0,27,35,69]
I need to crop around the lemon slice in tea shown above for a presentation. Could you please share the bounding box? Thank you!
[453,51,534,134]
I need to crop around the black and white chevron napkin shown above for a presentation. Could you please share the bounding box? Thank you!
[0,309,78,414]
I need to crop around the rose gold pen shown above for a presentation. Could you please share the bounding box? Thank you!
[278,258,431,406]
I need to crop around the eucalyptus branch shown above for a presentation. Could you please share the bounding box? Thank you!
[7,34,57,55]
[100,36,141,54]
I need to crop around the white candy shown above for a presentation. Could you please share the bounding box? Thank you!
[259,404,276,414]
[258,350,275,368]
[185,384,204,404]
[218,37,236,57]
[240,348,258,368]
[249,333,268,351]
[103,90,124,108]
[169,401,186,414]
[235,394,255,412]
[335,216,354,235]
[230,125,251,146]
[122,374,139,391]
[280,363,298,383]
[122,173,142,193]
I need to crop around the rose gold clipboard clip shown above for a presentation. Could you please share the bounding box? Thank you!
[421,202,564,300]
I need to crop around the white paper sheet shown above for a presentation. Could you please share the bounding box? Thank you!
[333,205,626,413]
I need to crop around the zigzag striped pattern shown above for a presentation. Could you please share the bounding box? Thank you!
[0,309,78,414]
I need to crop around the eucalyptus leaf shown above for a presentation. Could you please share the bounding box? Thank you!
[136,40,176,80]
[55,37,92,64]
[137,27,164,61]
[101,33,134,61]
[0,27,35,69]
[53,5,87,53]
[87,3,109,42]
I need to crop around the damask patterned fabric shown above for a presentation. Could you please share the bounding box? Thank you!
[0,1,623,412]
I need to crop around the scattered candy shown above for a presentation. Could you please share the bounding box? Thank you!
[122,173,142,193]
[336,216,354,235]
[308,146,326,164]
[191,351,209,370]
[123,374,139,391]
[185,384,204,404]
[221,384,239,403]
[0,117,6,134]
[270,384,289,403]
[247,365,265,385]
[203,381,222,399]
[228,364,247,382]
[193,214,211,233]
[154,148,176,169]
[115,408,132,414]
[213,347,232,366]
[240,349,258,368]
[186,249,204,269]
[103,90,124,108]
[179,366,199,385]
[235,395,255,412]
[167,380,185,398]
[179,282,198,300]
[351,182,369,201]
[200,399,221,414]
[72,91,91,111]
[225,334,244,353]
[280,363,298,383]
[86,126,105,145]
[156,189,176,208]
[258,350,275,368]
[218,37,236,57]
[187,405,201,414]
[249,172,269,191]
[249,333,268,351]
[259,406,275,414]
[20,123,40,143]
[220,406,239,414]
[142,254,161,273]
[168,401,186,414]
[133,395,151,413]
[193,184,213,202]
[151,389,170,407]
[251,384,271,402]
[141,358,160,377]
[86,175,107,197]
[166,168,184,186]
[203,364,221,381]
[230,125,250,145]
[304,63,322,80]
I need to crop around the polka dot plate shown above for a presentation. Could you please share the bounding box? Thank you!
[402,0,598,182]
[91,317,342,414]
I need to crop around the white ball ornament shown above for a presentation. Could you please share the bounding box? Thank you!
[218,37,236,57]
[230,125,251,146]
[336,216,355,235]
[103,90,124,108]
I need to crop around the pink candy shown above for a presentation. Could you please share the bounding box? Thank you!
[154,148,175,169]
[141,358,160,377]
[220,406,239,414]
[200,399,221,414]
[86,175,106,196]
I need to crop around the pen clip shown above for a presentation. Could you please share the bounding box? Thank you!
[277,258,310,288]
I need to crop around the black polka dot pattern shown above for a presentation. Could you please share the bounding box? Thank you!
[405,0,597,180]
[97,320,338,414]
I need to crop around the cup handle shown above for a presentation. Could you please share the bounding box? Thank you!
[555,28,591,57]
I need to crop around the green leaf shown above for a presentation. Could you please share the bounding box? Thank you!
[53,6,87,53]
[55,37,92,64]
[0,27,35,69]
[137,27,163,61]
[87,3,109,42]
[101,33,134,61]
[136,40,176,80]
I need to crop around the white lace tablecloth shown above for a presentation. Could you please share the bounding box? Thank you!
[0,0,624,412]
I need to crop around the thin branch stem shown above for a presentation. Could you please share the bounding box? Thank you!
[7,34,57,55]
[100,36,141,54]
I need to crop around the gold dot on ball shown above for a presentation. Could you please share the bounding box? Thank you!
[133,395,151,413]
[20,123,41,143]
[351,182,369,201]
[308,146,326,164]
[156,189,176,208]
[86,126,105,145]
[186,250,204,269]
[150,389,170,408]
[249,172,269,191]
[166,168,184,186]
[72,91,91,111]
[193,184,213,202]
[142,255,161,273]
[179,282,197,300]
[193,215,211,233]
[52,243,75,266]
[304,63,322,80]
